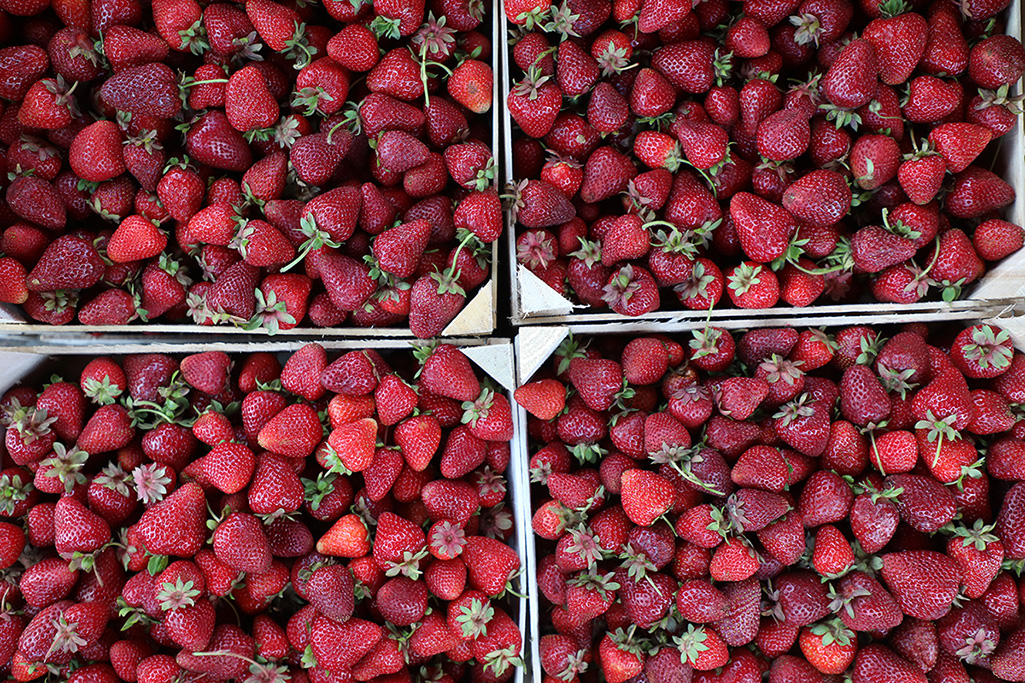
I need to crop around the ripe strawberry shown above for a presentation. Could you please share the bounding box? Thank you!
[730,192,798,263]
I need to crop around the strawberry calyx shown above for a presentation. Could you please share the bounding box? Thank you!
[914,409,961,466]
[67,548,106,575]
[953,457,986,491]
[45,76,81,117]
[773,393,816,427]
[46,613,87,660]
[515,3,553,30]
[962,325,1013,370]
[41,443,90,494]
[132,462,173,505]
[190,651,290,683]
[674,261,717,303]
[650,445,725,496]
[380,548,430,580]
[429,520,466,559]
[2,399,57,443]
[117,594,157,629]
[819,102,862,131]
[231,31,264,62]
[707,49,733,88]
[670,382,709,405]
[0,473,31,516]
[479,505,514,539]
[412,12,457,62]
[291,86,334,117]
[790,12,823,46]
[246,289,296,335]
[554,647,589,681]
[542,0,581,40]
[43,290,80,317]
[369,15,403,40]
[472,157,497,191]
[281,214,342,273]
[609,625,646,656]
[554,331,588,376]
[282,22,317,70]
[124,386,193,431]
[157,576,201,611]
[726,261,763,296]
[673,624,712,665]
[878,0,909,15]
[566,568,620,599]
[618,543,657,587]
[455,597,494,639]
[461,388,496,427]
[564,526,604,568]
[68,36,105,68]
[94,463,132,496]
[430,229,478,298]
[955,627,997,664]
[482,644,524,677]
[601,264,642,309]
[949,517,1000,551]
[826,581,871,618]
[568,237,602,268]
[178,19,210,56]
[516,230,558,270]
[689,326,723,360]
[877,364,918,399]
[809,617,854,647]
[569,442,607,466]
[622,178,656,217]
[759,354,805,386]
[648,221,699,257]
[186,290,215,325]
[596,40,632,77]
[502,179,530,225]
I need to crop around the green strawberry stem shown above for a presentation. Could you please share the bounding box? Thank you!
[281,216,340,272]
[438,229,479,291]
[182,78,228,87]
[419,56,455,108]
[917,236,943,281]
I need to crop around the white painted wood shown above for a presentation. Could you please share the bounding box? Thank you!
[517,266,577,317]
[442,280,495,337]
[463,341,516,393]
[515,326,569,385]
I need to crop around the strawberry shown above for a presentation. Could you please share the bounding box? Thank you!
[69,120,125,183]
[863,10,928,84]
[946,165,1015,218]
[880,550,962,620]
[448,59,492,114]
[8,176,68,231]
[969,34,1025,89]
[224,65,278,132]
[974,219,1025,261]
[100,63,182,119]
[730,192,798,263]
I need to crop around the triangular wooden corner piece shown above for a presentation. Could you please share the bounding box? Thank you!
[462,343,516,393]
[516,327,569,386]
[517,265,576,317]
[442,281,495,337]
[0,352,46,397]
[984,314,1025,353]
[972,249,1025,300]
[0,304,26,323]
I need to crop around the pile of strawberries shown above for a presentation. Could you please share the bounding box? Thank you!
[506,0,1025,315]
[516,322,1025,682]
[0,342,522,682]
[0,0,499,337]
